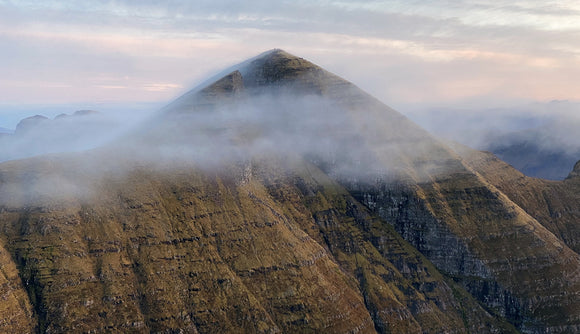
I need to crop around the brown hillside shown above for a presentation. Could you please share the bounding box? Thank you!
[0,153,513,333]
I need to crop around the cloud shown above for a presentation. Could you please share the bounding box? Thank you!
[0,0,579,120]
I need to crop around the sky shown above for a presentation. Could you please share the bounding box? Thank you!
[1,0,580,129]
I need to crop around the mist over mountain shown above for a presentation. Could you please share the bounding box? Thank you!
[486,123,580,180]
[0,107,154,163]
[0,49,579,333]
[404,101,580,180]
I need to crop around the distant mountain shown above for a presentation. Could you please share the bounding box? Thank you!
[0,110,127,162]
[14,114,51,134]
[0,49,579,333]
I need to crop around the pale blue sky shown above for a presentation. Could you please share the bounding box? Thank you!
[1,0,579,127]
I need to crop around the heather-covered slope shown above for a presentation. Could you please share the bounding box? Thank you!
[0,238,35,332]
[0,155,372,333]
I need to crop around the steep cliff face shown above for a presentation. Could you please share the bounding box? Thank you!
[0,49,578,333]
[354,175,580,333]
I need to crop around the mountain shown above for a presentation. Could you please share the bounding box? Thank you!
[14,115,51,135]
[0,49,579,333]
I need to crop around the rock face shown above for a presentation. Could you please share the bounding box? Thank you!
[0,49,579,333]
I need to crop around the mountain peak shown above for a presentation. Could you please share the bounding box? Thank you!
[162,49,341,113]
[241,49,320,88]
[254,48,288,58]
